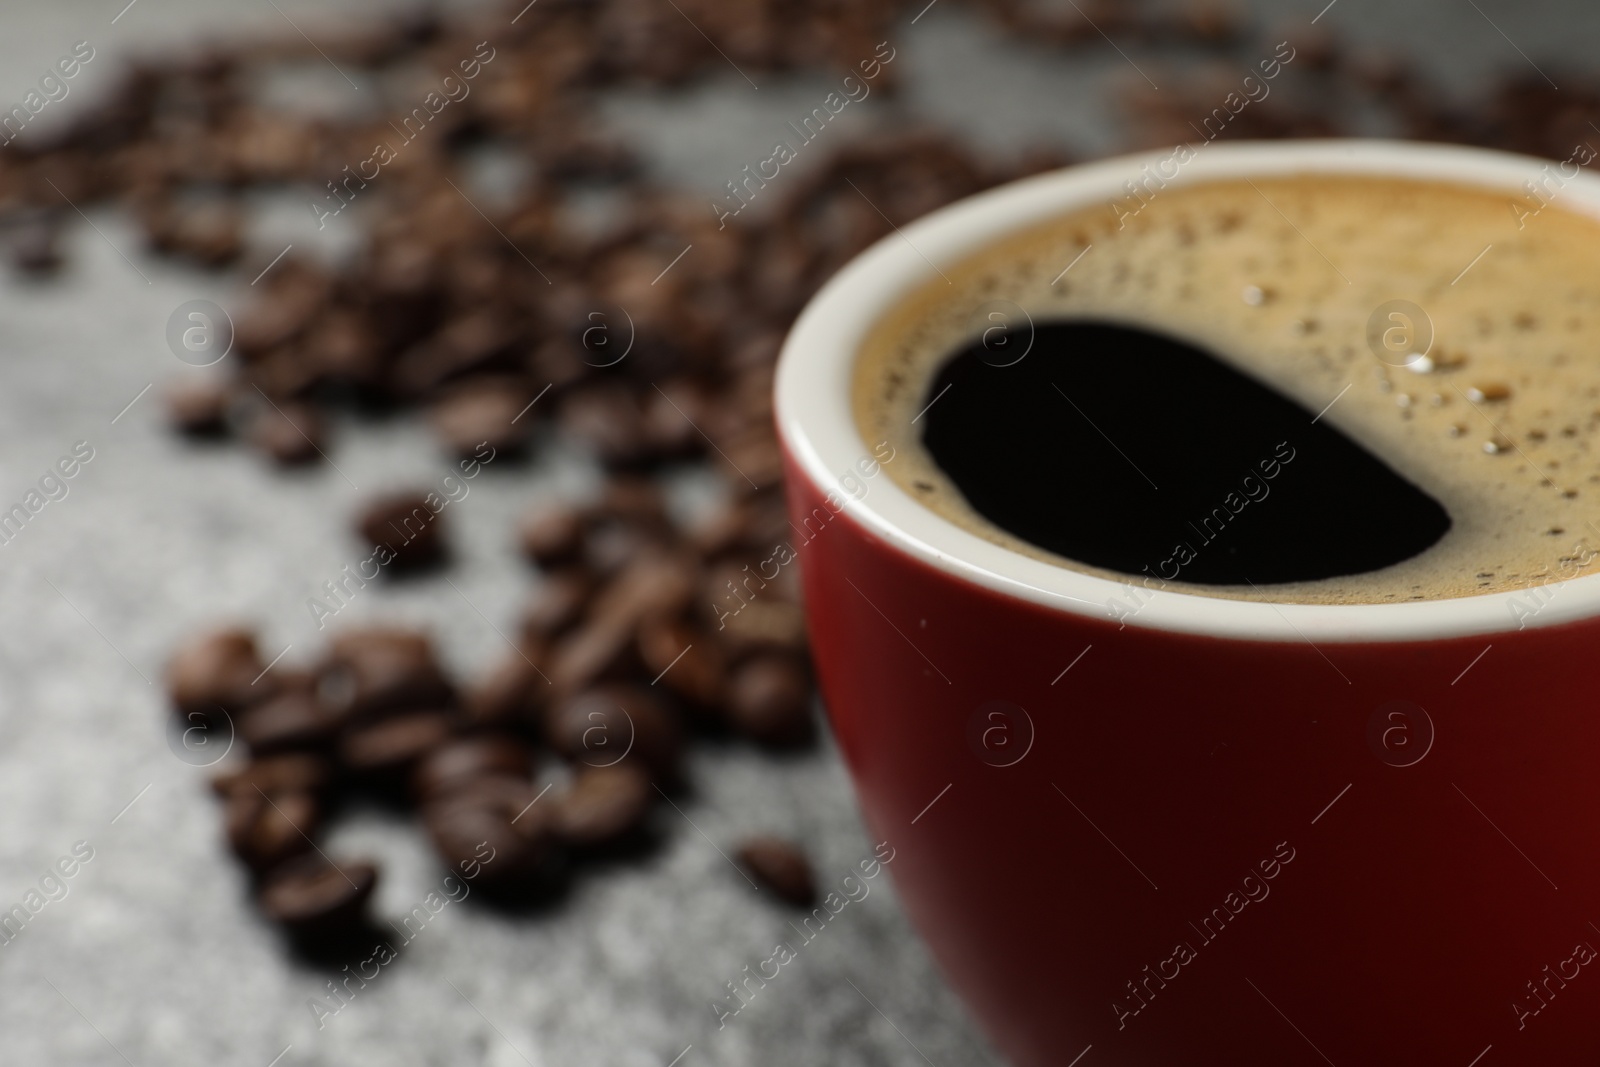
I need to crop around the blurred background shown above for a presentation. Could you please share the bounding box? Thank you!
[0,1,1590,1064]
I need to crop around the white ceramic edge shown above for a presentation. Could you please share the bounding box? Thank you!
[776,139,1600,644]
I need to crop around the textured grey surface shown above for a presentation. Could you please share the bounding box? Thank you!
[0,1,1587,1064]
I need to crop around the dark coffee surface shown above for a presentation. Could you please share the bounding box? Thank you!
[921,322,1451,586]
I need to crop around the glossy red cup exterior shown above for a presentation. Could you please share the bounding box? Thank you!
[775,141,1600,1067]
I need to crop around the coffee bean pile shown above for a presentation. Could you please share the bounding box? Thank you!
[171,565,815,947]
[8,0,1577,948]
[112,0,1047,948]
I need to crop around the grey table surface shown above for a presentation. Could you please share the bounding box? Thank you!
[0,1,1589,1064]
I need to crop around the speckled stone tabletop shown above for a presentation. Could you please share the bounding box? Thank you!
[0,1,1587,1064]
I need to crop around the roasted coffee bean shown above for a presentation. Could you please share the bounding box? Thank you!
[546,609,640,694]
[225,788,319,871]
[552,763,652,846]
[301,308,383,391]
[723,329,783,374]
[393,309,519,397]
[544,553,699,694]
[1173,1,1240,43]
[640,380,706,457]
[319,628,454,722]
[430,378,534,458]
[545,683,681,780]
[1276,21,1338,70]
[692,492,793,559]
[704,558,808,655]
[590,551,697,630]
[211,753,333,799]
[168,626,269,721]
[232,266,328,357]
[690,503,748,559]
[354,492,448,573]
[339,711,454,781]
[637,617,724,707]
[422,777,560,890]
[166,378,232,437]
[723,654,812,746]
[735,836,816,906]
[246,349,320,401]
[710,598,809,656]
[169,202,245,268]
[1346,50,1409,92]
[238,686,337,755]
[594,477,668,525]
[518,502,587,566]
[258,855,379,937]
[719,427,785,493]
[413,735,533,801]
[534,121,637,180]
[527,336,591,392]
[249,400,325,466]
[559,382,651,467]
[10,213,64,275]
[521,569,592,641]
[464,648,550,732]
[582,518,675,578]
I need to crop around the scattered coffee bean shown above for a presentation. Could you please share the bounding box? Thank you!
[413,736,533,801]
[710,595,808,658]
[724,654,813,746]
[225,788,320,872]
[463,650,550,732]
[640,380,707,458]
[582,517,672,577]
[544,556,692,696]
[552,763,653,846]
[637,617,724,708]
[258,855,379,938]
[559,382,651,467]
[353,493,448,573]
[430,378,534,458]
[518,502,587,567]
[546,683,682,781]
[238,686,337,755]
[166,379,233,437]
[211,753,333,799]
[422,776,561,891]
[339,711,455,783]
[167,626,269,722]
[318,628,453,721]
[249,401,325,466]
[10,213,64,276]
[589,552,697,632]
[520,569,592,640]
[735,836,816,906]
[594,477,668,525]
[547,613,642,696]
[155,202,245,268]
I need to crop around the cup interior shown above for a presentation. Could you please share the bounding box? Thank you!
[774,140,1600,643]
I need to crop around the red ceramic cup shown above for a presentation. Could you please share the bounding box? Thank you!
[775,141,1600,1067]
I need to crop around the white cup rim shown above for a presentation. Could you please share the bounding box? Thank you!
[775,139,1600,644]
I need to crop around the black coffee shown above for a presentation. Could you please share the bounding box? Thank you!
[920,321,1450,587]
[855,176,1600,604]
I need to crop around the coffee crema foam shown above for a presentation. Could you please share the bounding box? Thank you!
[853,175,1600,604]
